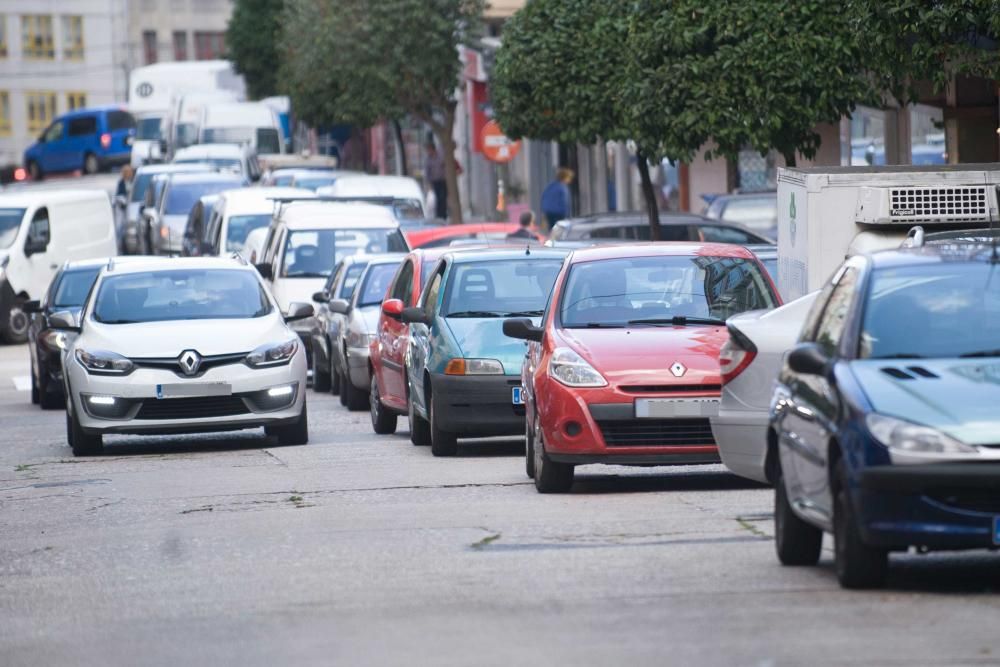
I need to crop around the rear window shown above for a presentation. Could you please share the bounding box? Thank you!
[225,214,271,253]
[257,128,281,154]
[107,111,136,132]
[165,180,243,215]
[68,116,97,136]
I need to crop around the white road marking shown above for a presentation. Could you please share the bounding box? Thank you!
[12,375,30,392]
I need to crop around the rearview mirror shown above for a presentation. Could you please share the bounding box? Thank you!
[381,298,404,319]
[49,310,79,332]
[503,318,543,342]
[283,302,314,322]
[23,300,42,314]
[787,343,830,376]
[312,291,328,303]
[328,298,350,315]
[401,307,429,325]
[254,263,273,280]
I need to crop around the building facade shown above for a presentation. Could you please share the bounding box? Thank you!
[126,0,232,67]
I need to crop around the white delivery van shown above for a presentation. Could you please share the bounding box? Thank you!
[164,90,239,157]
[777,164,1000,300]
[198,102,286,155]
[317,174,427,220]
[0,190,116,343]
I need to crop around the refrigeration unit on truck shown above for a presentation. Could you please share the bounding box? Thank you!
[777,164,1000,300]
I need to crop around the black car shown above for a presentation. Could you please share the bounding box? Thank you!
[26,260,103,409]
[549,211,772,245]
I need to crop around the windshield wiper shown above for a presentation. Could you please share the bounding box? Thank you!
[627,316,726,327]
[959,349,1000,358]
[504,310,543,317]
[446,310,504,318]
[287,272,329,278]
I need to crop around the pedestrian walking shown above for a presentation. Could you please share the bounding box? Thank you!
[541,168,573,231]
[506,211,536,240]
[115,164,134,198]
[424,143,448,221]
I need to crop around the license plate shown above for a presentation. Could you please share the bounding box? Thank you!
[994,517,1000,546]
[156,382,232,399]
[635,397,719,418]
[512,386,525,405]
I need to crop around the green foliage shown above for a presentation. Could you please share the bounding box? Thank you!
[227,0,284,99]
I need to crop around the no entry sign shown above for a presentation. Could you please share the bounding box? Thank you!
[481,120,522,163]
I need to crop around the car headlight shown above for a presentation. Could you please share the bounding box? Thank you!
[346,331,377,348]
[245,339,298,368]
[41,329,73,351]
[443,358,504,375]
[548,347,607,387]
[866,413,978,460]
[75,348,134,375]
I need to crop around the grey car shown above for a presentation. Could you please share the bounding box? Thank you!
[309,254,373,395]
[704,191,778,241]
[123,163,213,254]
[141,171,245,255]
[548,211,772,245]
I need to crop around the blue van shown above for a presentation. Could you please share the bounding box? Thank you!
[23,106,135,180]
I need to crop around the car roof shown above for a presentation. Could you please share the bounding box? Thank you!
[61,105,127,117]
[445,247,569,264]
[0,189,109,207]
[99,256,254,276]
[279,201,400,229]
[566,242,757,263]
[560,211,710,226]
[167,172,246,186]
[136,163,214,175]
[174,144,247,158]
[868,244,1000,269]
[219,187,314,215]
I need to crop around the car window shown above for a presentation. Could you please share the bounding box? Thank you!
[44,121,64,143]
[585,226,624,240]
[813,267,859,356]
[356,263,400,307]
[720,197,777,231]
[0,208,25,250]
[442,259,564,318]
[391,260,414,304]
[136,117,161,141]
[257,128,281,154]
[27,208,50,249]
[51,268,100,308]
[280,228,403,278]
[225,214,271,253]
[324,261,344,294]
[339,262,367,298]
[164,180,242,215]
[421,269,444,319]
[697,224,758,244]
[107,111,136,132]
[68,116,97,136]
[131,172,155,203]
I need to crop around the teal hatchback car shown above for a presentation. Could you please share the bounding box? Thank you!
[401,247,567,456]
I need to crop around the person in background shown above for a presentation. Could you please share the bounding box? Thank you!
[506,211,536,240]
[424,143,448,221]
[541,168,573,231]
[114,165,135,253]
[116,165,134,198]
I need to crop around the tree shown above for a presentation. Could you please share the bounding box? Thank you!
[227,0,285,99]
[279,0,484,224]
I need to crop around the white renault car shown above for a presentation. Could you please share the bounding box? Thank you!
[52,256,311,456]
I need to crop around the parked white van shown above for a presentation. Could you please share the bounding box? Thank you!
[199,103,286,155]
[317,175,426,219]
[0,190,116,343]
[203,187,315,256]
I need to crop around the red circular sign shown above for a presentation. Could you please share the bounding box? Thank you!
[481,120,522,163]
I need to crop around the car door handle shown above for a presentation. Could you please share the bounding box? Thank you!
[793,405,816,421]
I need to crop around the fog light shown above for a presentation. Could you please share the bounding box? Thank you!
[81,393,132,419]
[88,395,116,405]
[565,421,582,437]
[267,385,294,398]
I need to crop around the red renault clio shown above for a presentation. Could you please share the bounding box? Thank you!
[504,243,780,493]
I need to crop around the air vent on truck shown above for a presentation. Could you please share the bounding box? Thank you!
[855,185,997,225]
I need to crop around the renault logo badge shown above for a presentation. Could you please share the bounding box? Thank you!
[178,350,202,376]
[670,361,687,377]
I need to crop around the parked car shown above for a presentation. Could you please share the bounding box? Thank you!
[181,195,220,257]
[123,163,214,254]
[549,212,772,245]
[24,106,136,180]
[173,143,261,182]
[504,243,779,492]
[202,187,315,257]
[771,245,1000,588]
[401,247,568,456]
[266,169,342,192]
[704,192,778,241]
[259,154,339,184]
[0,190,117,343]
[25,260,104,408]
[54,256,311,456]
[318,174,427,219]
[744,244,778,292]
[711,292,817,483]
[405,222,543,249]
[325,255,405,411]
[141,171,246,255]
[198,102,286,154]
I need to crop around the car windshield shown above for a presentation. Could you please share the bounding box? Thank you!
[281,228,407,278]
[340,262,367,298]
[0,208,25,249]
[357,262,400,307]
[165,180,242,215]
[93,269,270,324]
[52,268,100,308]
[861,262,1000,359]
[202,127,254,145]
[225,214,271,252]
[442,259,564,317]
[560,255,776,328]
[136,117,162,141]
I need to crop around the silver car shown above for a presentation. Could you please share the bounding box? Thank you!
[141,171,245,255]
[123,163,213,254]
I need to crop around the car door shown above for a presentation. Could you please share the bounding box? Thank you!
[781,265,859,522]
[380,258,415,404]
[22,208,54,298]
[39,121,67,173]
[407,262,445,415]
[66,115,98,170]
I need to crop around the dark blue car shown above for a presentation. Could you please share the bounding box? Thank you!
[24,106,135,180]
[769,245,1000,588]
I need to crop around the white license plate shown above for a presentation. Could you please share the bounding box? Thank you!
[156,382,232,399]
[512,386,525,405]
[634,398,719,419]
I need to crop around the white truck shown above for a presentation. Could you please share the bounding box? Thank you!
[777,164,1000,300]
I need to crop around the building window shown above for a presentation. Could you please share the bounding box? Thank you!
[172,31,188,61]
[26,92,57,135]
[22,15,55,60]
[61,15,84,61]
[0,16,8,58]
[66,92,87,111]
[0,92,10,136]
[143,30,157,64]
[194,31,225,60]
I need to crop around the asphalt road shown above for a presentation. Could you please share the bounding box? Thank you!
[2,343,999,666]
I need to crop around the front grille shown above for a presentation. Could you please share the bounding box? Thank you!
[926,488,1000,514]
[597,418,715,447]
[890,186,988,222]
[135,395,250,420]
[131,352,248,378]
[619,384,721,394]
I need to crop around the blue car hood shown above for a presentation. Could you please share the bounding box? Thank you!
[444,317,540,376]
[851,359,1000,445]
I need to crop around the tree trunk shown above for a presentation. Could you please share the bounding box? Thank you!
[432,106,463,225]
[784,151,797,168]
[636,151,661,241]
[392,118,408,176]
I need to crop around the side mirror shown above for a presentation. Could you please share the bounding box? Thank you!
[503,318,543,342]
[254,263,273,280]
[787,343,830,376]
[23,300,42,314]
[328,298,350,315]
[381,298,404,319]
[401,307,429,325]
[283,302,314,322]
[49,310,80,332]
[311,291,329,303]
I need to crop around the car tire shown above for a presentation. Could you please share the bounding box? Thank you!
[525,413,536,479]
[67,406,102,456]
[833,460,888,589]
[1,300,30,344]
[533,428,573,493]
[774,465,822,566]
[312,343,331,393]
[429,391,457,457]
[341,368,368,411]
[370,374,397,435]
[27,160,42,181]
[83,153,99,175]
[39,372,62,410]
[408,390,431,446]
[267,400,309,446]
[330,350,341,395]
[30,362,39,405]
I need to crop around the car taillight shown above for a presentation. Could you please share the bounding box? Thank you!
[100,133,111,149]
[719,328,757,385]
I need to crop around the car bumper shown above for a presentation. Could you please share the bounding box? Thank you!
[712,407,770,483]
[346,345,371,390]
[431,373,524,437]
[66,352,306,435]
[857,463,1000,551]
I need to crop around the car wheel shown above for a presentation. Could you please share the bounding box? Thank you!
[267,400,309,446]
[525,413,536,479]
[312,343,331,393]
[330,355,341,395]
[370,374,397,435]
[533,427,573,493]
[408,390,431,446]
[1,300,30,344]
[428,390,457,457]
[341,368,368,411]
[774,464,822,566]
[30,361,39,405]
[27,160,42,181]
[38,369,62,410]
[67,404,102,456]
[833,459,888,589]
[83,153,99,175]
